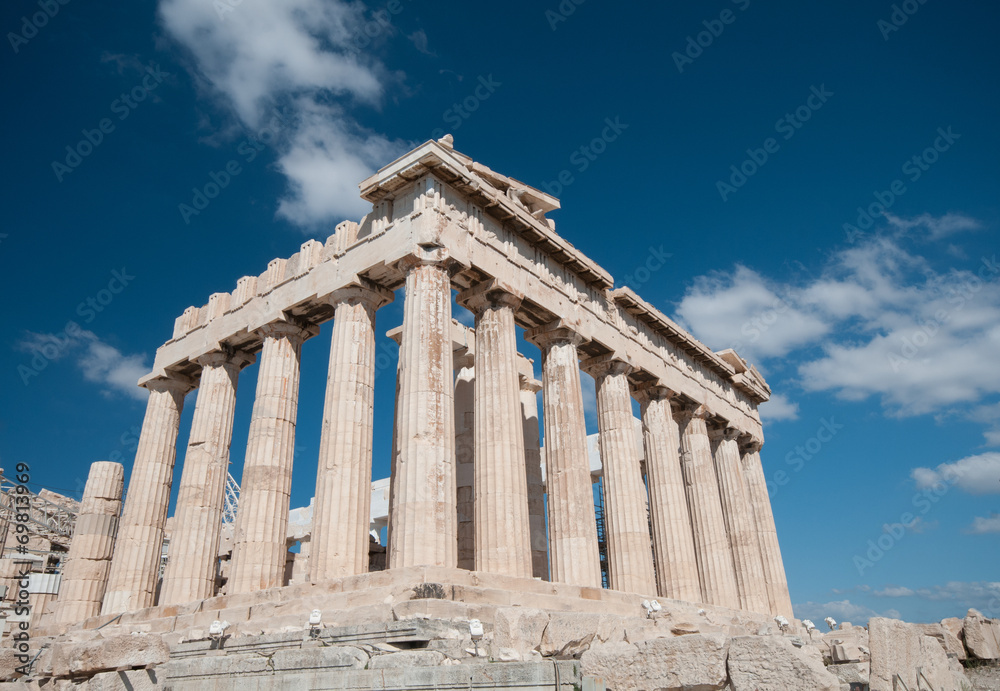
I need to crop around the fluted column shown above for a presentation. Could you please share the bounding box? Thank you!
[458,284,532,578]
[310,284,393,582]
[454,359,476,571]
[634,385,700,603]
[710,425,769,614]
[740,436,793,618]
[582,356,656,595]
[675,404,740,609]
[525,323,601,588]
[229,320,316,594]
[387,251,457,569]
[520,375,548,581]
[56,462,124,624]
[102,375,192,614]
[161,349,253,605]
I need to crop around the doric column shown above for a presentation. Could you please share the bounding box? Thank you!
[387,250,458,569]
[102,374,192,614]
[674,404,740,609]
[581,355,656,595]
[229,320,317,594]
[56,462,124,625]
[161,349,253,605]
[740,436,794,618]
[454,359,475,571]
[520,374,548,581]
[458,283,532,578]
[634,385,700,603]
[526,323,601,588]
[710,425,769,614]
[310,284,393,582]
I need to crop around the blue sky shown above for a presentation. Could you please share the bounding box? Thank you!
[2,0,998,625]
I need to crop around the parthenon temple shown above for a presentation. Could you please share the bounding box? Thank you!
[87,134,790,623]
[3,137,824,688]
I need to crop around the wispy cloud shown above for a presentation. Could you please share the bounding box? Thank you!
[760,393,799,422]
[967,513,1000,534]
[793,599,900,625]
[911,453,1000,495]
[18,330,148,401]
[885,212,982,241]
[674,216,1000,442]
[158,0,411,226]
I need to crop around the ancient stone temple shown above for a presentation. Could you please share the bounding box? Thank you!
[97,134,789,622]
[17,137,947,691]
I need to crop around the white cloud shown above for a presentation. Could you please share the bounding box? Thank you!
[158,0,411,226]
[673,220,1000,438]
[967,513,1000,535]
[760,393,799,422]
[885,212,982,241]
[18,330,148,401]
[793,599,899,626]
[674,266,830,361]
[911,453,1000,495]
[873,586,916,597]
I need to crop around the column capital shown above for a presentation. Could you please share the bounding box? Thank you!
[632,382,677,405]
[142,372,196,395]
[194,347,255,371]
[255,317,320,344]
[738,433,763,454]
[524,320,586,350]
[708,424,742,443]
[456,279,523,314]
[327,280,394,311]
[672,402,713,424]
[518,373,542,394]
[395,245,464,275]
[580,353,632,379]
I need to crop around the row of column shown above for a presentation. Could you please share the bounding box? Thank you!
[100,250,791,620]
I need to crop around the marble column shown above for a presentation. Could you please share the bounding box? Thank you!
[634,385,700,603]
[229,320,316,594]
[310,284,392,582]
[454,358,476,571]
[161,349,253,605]
[582,356,656,595]
[520,374,549,581]
[459,284,532,578]
[675,404,740,609]
[739,436,794,618]
[387,252,457,569]
[56,462,124,625]
[102,375,192,615]
[710,425,769,614]
[525,323,601,588]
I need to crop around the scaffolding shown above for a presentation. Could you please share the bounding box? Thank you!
[0,470,78,564]
[593,478,610,589]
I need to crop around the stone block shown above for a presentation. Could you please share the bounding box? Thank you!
[964,610,1000,660]
[918,622,966,660]
[829,661,870,687]
[492,607,549,657]
[540,612,626,657]
[581,634,729,690]
[270,646,368,671]
[728,635,840,691]
[39,634,170,678]
[869,617,970,691]
[367,650,447,668]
